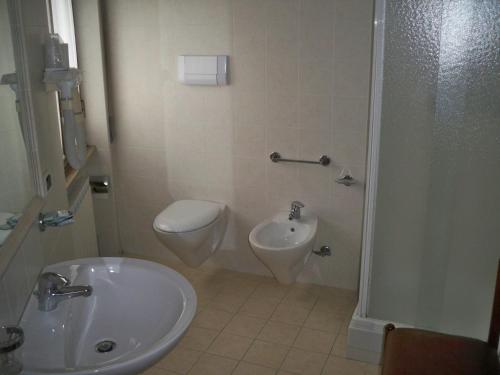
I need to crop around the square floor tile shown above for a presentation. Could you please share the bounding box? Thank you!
[280,348,328,375]
[322,355,372,375]
[179,326,219,351]
[271,303,311,326]
[140,367,178,375]
[282,285,320,310]
[207,291,249,313]
[155,347,202,374]
[258,321,301,346]
[223,313,267,338]
[331,334,348,357]
[244,340,290,369]
[240,296,281,319]
[314,295,356,316]
[188,353,238,375]
[233,361,277,375]
[293,327,336,354]
[192,307,233,331]
[303,308,344,334]
[252,282,290,300]
[207,332,253,360]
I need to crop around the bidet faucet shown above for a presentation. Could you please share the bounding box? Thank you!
[289,201,304,220]
[36,272,92,312]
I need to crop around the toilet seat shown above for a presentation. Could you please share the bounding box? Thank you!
[153,200,221,233]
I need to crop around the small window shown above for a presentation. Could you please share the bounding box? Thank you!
[49,0,78,68]
[48,0,89,177]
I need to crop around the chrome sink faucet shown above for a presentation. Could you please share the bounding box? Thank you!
[36,272,92,312]
[289,201,304,220]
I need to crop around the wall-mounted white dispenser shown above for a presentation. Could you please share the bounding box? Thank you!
[177,55,228,86]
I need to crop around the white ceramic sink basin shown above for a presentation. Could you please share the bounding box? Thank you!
[249,211,318,284]
[18,257,196,375]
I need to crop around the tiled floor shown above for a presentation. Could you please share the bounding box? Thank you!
[132,254,381,375]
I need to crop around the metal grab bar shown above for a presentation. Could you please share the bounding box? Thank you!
[269,152,330,166]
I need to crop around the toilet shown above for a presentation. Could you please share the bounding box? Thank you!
[153,200,227,267]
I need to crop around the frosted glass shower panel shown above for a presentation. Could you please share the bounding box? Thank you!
[368,0,500,341]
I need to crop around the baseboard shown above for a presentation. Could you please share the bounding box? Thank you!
[347,303,412,364]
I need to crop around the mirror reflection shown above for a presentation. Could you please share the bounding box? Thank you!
[0,1,35,246]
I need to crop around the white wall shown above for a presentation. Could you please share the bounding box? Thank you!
[72,0,121,256]
[104,0,373,289]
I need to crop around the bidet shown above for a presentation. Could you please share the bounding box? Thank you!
[249,207,318,284]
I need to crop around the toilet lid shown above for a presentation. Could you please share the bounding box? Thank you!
[154,200,221,233]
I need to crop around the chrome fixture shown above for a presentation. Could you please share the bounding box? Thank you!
[36,272,92,312]
[38,210,74,231]
[335,174,355,186]
[89,175,110,194]
[0,325,24,375]
[313,245,332,257]
[289,201,305,220]
[270,152,330,166]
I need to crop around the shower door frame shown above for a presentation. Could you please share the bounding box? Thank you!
[344,0,409,364]
[358,0,385,319]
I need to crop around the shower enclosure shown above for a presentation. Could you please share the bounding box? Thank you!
[352,0,500,363]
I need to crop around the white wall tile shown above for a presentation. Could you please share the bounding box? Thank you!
[107,0,374,290]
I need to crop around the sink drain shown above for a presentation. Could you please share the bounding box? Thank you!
[95,340,116,353]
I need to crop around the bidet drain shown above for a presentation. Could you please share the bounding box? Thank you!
[95,340,116,353]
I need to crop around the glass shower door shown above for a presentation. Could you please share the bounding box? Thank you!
[368,0,500,340]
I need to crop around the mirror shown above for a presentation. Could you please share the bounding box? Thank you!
[0,0,35,246]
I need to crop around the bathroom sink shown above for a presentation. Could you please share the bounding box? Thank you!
[18,257,196,375]
[249,210,318,284]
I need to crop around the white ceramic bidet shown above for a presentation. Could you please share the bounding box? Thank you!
[249,204,318,284]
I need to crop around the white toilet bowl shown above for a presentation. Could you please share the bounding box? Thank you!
[249,211,318,284]
[153,200,227,267]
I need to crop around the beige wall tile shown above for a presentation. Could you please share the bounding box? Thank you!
[267,127,300,159]
[299,94,332,132]
[244,340,290,369]
[106,0,374,291]
[267,93,299,128]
